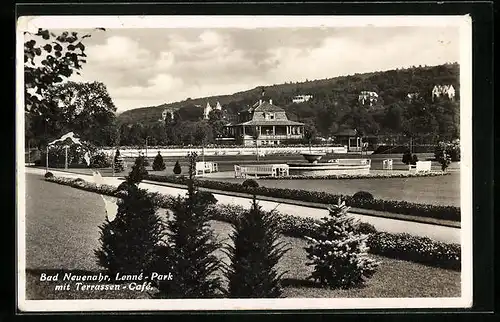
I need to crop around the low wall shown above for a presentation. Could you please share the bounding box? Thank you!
[288,164,371,176]
[101,146,348,158]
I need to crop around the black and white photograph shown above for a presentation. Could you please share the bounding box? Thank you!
[17,15,472,311]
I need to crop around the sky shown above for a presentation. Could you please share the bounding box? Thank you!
[42,26,460,113]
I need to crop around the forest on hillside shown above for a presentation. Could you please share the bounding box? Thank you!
[116,63,460,146]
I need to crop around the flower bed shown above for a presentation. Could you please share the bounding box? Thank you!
[259,171,450,180]
[144,174,461,222]
[44,175,461,270]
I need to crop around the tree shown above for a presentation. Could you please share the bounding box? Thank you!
[127,155,148,185]
[208,110,227,140]
[305,199,379,289]
[173,160,182,175]
[114,149,125,172]
[24,28,105,147]
[224,196,290,298]
[156,152,223,298]
[152,151,166,171]
[95,184,164,277]
[44,81,118,146]
[303,121,318,151]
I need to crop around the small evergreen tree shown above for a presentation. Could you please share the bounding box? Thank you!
[113,149,125,172]
[402,151,412,165]
[173,160,182,175]
[224,196,290,298]
[95,184,165,277]
[437,150,451,171]
[127,155,148,184]
[305,199,379,289]
[152,151,166,171]
[156,152,223,298]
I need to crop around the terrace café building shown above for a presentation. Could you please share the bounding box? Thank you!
[224,99,305,146]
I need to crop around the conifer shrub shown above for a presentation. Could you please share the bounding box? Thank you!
[402,151,412,165]
[152,151,166,171]
[352,191,374,200]
[113,149,125,172]
[224,196,290,298]
[173,161,182,175]
[155,152,223,298]
[305,199,379,289]
[411,154,419,165]
[94,183,165,277]
[242,178,259,189]
[127,155,149,185]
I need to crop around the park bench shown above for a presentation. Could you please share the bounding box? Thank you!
[234,164,289,178]
[409,161,432,173]
[195,161,218,175]
[383,159,393,170]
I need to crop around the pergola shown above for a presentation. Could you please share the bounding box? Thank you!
[46,132,91,172]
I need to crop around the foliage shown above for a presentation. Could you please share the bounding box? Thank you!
[113,149,125,172]
[152,152,166,171]
[44,172,54,178]
[24,28,113,148]
[173,161,182,175]
[436,149,452,171]
[402,151,412,165]
[411,154,419,165]
[224,196,290,298]
[305,200,379,288]
[242,178,259,189]
[117,64,459,144]
[352,191,374,200]
[45,175,462,270]
[127,155,149,185]
[90,151,112,168]
[94,183,165,277]
[144,174,461,222]
[156,152,223,298]
[368,232,461,270]
[435,140,460,162]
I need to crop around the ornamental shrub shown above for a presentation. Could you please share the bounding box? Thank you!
[152,151,166,171]
[305,199,379,289]
[44,172,54,178]
[437,150,452,171]
[127,155,149,185]
[402,151,412,165]
[224,196,290,298]
[94,183,165,278]
[242,178,259,189]
[113,149,125,172]
[173,161,182,175]
[411,154,419,165]
[352,191,374,201]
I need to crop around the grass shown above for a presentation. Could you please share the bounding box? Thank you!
[24,173,460,299]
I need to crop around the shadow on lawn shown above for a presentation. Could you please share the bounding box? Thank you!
[281,278,368,290]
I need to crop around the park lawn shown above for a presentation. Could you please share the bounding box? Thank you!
[24,173,460,300]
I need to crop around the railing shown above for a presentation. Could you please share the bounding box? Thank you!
[382,159,393,170]
[234,164,289,178]
[195,162,218,175]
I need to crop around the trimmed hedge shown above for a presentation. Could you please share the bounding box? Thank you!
[259,172,451,180]
[144,174,460,222]
[44,175,461,271]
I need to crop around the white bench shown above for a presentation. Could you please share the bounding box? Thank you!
[195,162,218,175]
[328,159,371,166]
[383,159,393,170]
[234,164,289,178]
[409,161,431,172]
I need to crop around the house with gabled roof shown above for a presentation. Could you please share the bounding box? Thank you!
[224,99,304,146]
[432,84,455,102]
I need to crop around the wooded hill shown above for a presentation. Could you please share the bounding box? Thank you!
[117,63,460,142]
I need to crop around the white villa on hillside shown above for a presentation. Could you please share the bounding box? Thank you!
[160,108,174,121]
[203,101,223,119]
[431,84,455,102]
[407,92,420,102]
[292,95,313,103]
[358,91,379,106]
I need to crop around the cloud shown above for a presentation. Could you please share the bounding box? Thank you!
[62,27,460,112]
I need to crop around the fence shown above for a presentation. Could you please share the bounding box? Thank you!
[234,164,289,178]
